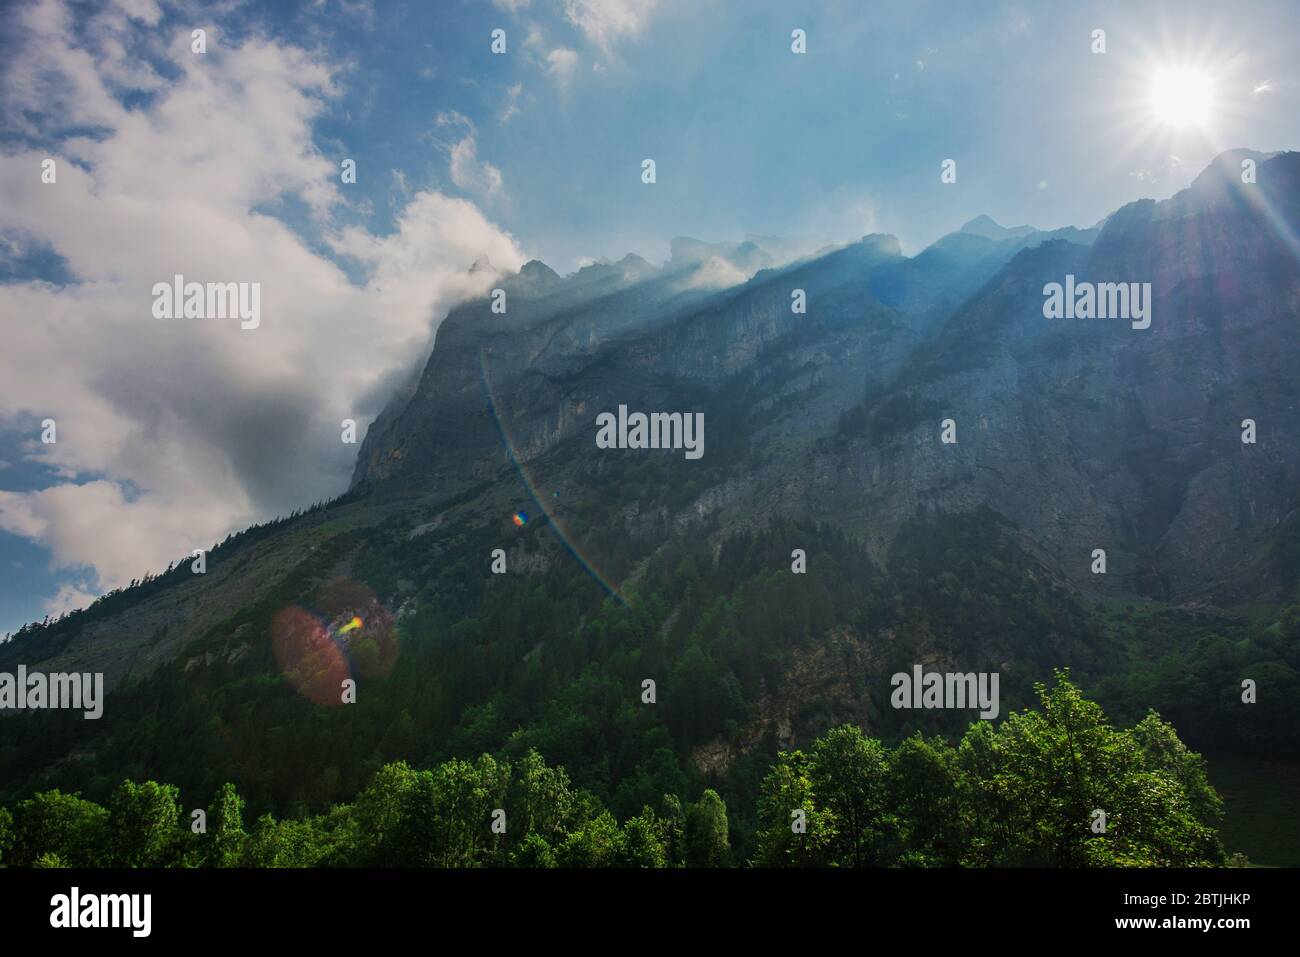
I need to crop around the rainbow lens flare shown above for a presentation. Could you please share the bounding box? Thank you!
[270,607,350,707]
[480,350,628,605]
[512,510,529,526]
[270,579,398,705]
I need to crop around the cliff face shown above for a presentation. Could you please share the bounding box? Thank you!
[351,149,1300,603]
[828,150,1300,602]
[349,225,1055,501]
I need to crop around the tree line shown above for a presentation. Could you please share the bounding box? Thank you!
[0,675,1229,868]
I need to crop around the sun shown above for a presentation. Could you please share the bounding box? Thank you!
[1148,67,1215,128]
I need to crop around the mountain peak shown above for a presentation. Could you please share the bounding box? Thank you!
[1185,147,1285,199]
[615,252,653,270]
[858,233,904,257]
[519,259,561,282]
[959,215,1038,241]
[667,236,722,266]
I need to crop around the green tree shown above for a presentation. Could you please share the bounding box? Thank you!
[684,789,730,867]
[350,761,423,866]
[440,753,511,866]
[889,733,965,865]
[754,750,835,867]
[810,726,892,866]
[0,807,13,866]
[511,831,557,867]
[11,790,109,867]
[618,807,669,867]
[556,811,623,867]
[106,780,182,867]
[202,782,247,868]
[659,793,686,866]
[961,673,1224,866]
[1130,711,1223,828]
[506,749,578,848]
[243,814,332,868]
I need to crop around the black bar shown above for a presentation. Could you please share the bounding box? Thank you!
[0,867,1282,943]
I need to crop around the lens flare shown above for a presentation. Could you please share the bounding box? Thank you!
[512,511,529,527]
[479,350,629,605]
[271,607,350,707]
[270,579,398,705]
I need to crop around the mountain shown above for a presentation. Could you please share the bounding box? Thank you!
[959,214,1039,241]
[349,150,1299,604]
[3,151,1299,837]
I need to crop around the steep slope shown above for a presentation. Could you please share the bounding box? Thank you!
[4,153,1300,836]
[4,150,1297,706]
[814,150,1300,602]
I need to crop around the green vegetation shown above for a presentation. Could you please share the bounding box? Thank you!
[0,675,1226,867]
[755,675,1225,867]
[1204,753,1300,868]
[2,506,1292,866]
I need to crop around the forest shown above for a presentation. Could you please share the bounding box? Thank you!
[3,506,1292,866]
[0,675,1230,867]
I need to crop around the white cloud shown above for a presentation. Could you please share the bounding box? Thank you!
[679,256,749,291]
[435,111,506,200]
[546,47,579,86]
[44,581,99,619]
[517,23,578,90]
[0,0,526,608]
[797,187,878,247]
[450,137,505,197]
[110,0,163,25]
[336,0,376,30]
[1129,154,1185,184]
[500,81,524,123]
[0,481,223,597]
[562,0,660,53]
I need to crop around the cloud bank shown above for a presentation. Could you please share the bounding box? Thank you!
[0,0,525,616]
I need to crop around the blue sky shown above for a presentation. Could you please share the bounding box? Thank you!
[2,0,1299,636]
[291,0,1300,264]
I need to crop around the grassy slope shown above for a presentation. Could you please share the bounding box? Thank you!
[1204,753,1300,867]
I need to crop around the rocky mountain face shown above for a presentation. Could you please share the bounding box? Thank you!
[839,149,1300,602]
[348,220,1096,509]
[352,148,1300,604]
[6,150,1298,695]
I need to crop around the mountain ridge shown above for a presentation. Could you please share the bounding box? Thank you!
[5,149,1299,703]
